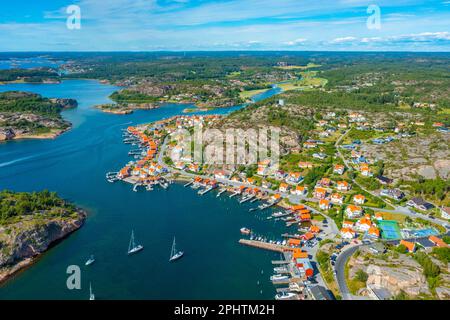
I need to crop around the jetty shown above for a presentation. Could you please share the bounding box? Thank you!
[184,180,194,187]
[238,239,292,253]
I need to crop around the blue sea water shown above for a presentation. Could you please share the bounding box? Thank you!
[0,80,286,299]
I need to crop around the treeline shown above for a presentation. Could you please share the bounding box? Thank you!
[0,190,76,223]
[110,90,160,103]
[401,178,449,202]
[0,91,65,117]
[0,68,59,82]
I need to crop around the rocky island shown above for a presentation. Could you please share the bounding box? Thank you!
[0,190,86,283]
[0,91,77,141]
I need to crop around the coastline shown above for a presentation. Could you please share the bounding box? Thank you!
[0,127,71,142]
[0,209,87,285]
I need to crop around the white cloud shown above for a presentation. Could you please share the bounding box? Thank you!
[331,36,357,43]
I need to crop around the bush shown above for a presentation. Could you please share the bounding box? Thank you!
[355,270,368,282]
[431,247,450,263]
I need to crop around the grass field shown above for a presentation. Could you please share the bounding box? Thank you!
[275,63,321,70]
[239,88,270,100]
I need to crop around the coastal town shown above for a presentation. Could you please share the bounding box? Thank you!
[108,106,450,300]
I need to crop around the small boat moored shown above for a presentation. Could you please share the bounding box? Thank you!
[85,255,95,266]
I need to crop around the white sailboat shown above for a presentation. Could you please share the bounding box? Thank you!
[127,230,144,255]
[169,237,184,262]
[89,282,95,301]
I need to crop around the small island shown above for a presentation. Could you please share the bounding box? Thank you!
[0,91,77,141]
[0,190,86,283]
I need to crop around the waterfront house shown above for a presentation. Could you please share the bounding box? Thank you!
[353,194,366,205]
[334,164,345,175]
[337,181,350,191]
[319,199,331,210]
[188,163,200,172]
[247,177,255,185]
[298,161,313,169]
[295,258,314,278]
[231,176,240,182]
[279,183,289,193]
[292,249,309,259]
[214,170,228,180]
[300,214,312,222]
[118,166,131,179]
[346,205,363,218]
[301,232,314,241]
[406,197,434,211]
[314,187,327,199]
[331,193,344,205]
[340,228,356,239]
[440,207,450,220]
[272,193,282,202]
[310,225,320,233]
[291,185,307,196]
[175,161,185,170]
[399,240,416,253]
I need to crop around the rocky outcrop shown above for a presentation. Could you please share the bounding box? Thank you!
[366,265,430,297]
[0,128,15,141]
[0,211,86,283]
[49,98,78,109]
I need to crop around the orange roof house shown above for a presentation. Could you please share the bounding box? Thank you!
[337,181,350,191]
[368,226,380,238]
[301,232,315,241]
[353,194,366,204]
[310,225,320,233]
[429,236,448,248]
[288,238,301,246]
[319,199,331,210]
[291,204,306,211]
[292,249,309,259]
[314,187,327,199]
[400,240,416,253]
[300,213,311,222]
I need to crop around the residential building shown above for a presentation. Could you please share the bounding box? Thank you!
[319,199,331,210]
[407,197,434,211]
[331,193,344,205]
[346,205,363,218]
[333,164,345,175]
[353,194,366,205]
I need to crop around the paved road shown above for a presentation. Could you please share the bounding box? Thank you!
[334,244,363,300]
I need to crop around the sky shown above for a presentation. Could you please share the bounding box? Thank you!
[0,0,449,51]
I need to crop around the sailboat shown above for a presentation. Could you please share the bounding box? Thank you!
[169,237,184,262]
[85,254,95,266]
[89,282,95,301]
[127,230,144,255]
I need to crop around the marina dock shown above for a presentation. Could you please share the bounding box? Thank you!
[238,239,292,253]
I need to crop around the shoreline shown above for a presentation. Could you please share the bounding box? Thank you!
[0,126,71,143]
[0,209,87,285]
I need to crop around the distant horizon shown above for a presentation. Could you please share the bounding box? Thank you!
[1,1,448,52]
[0,50,449,54]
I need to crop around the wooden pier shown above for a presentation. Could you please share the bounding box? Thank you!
[238,239,292,253]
